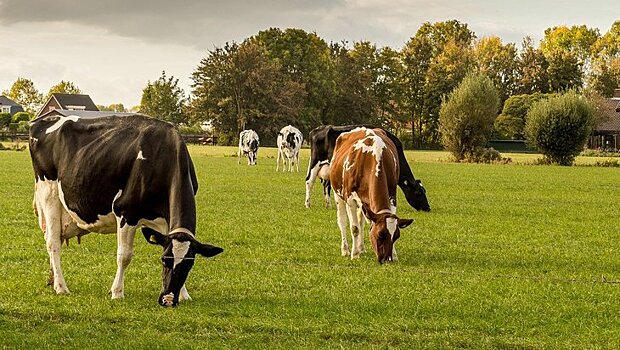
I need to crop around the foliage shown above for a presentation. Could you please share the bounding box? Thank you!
[439,72,500,161]
[140,71,187,125]
[474,36,518,103]
[2,78,43,114]
[494,93,552,139]
[515,37,550,94]
[0,113,12,129]
[11,112,31,123]
[46,80,82,101]
[176,123,204,135]
[97,103,128,112]
[525,91,594,165]
[191,41,306,145]
[401,20,476,148]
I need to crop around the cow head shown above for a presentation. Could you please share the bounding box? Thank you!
[362,204,414,264]
[285,132,297,149]
[402,179,430,212]
[143,228,223,307]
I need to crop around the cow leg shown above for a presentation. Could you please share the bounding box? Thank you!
[237,148,241,165]
[110,219,136,299]
[357,206,367,254]
[276,149,281,171]
[305,163,320,208]
[295,152,300,172]
[347,199,364,259]
[179,284,191,301]
[36,180,70,294]
[335,196,350,256]
[323,181,331,209]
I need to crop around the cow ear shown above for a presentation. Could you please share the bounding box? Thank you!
[397,218,414,229]
[194,242,224,258]
[361,203,380,223]
[142,227,169,246]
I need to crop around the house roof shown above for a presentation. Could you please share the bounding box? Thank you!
[594,98,620,133]
[0,95,21,106]
[51,93,99,111]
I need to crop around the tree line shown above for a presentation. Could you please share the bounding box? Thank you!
[3,20,619,147]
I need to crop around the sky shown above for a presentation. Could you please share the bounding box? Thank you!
[0,0,617,108]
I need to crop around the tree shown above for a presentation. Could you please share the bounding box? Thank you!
[439,72,500,162]
[589,22,620,97]
[524,91,594,165]
[46,80,82,100]
[515,37,550,94]
[474,36,518,103]
[97,104,127,112]
[401,20,476,148]
[2,78,43,114]
[191,41,305,144]
[494,93,552,139]
[140,71,187,125]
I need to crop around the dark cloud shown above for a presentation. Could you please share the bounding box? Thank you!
[0,0,347,48]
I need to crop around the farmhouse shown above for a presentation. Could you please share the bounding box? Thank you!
[36,93,99,118]
[589,88,620,151]
[0,95,24,115]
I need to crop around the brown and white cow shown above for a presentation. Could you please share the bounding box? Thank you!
[330,127,414,263]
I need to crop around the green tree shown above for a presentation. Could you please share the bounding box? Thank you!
[525,91,594,165]
[474,36,518,103]
[251,28,335,128]
[140,71,187,125]
[494,93,551,139]
[439,72,500,161]
[11,111,31,123]
[589,22,620,97]
[97,103,127,112]
[46,80,82,100]
[2,78,43,114]
[191,41,305,144]
[401,20,476,148]
[546,50,583,92]
[516,37,550,94]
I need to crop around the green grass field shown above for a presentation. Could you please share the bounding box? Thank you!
[1,146,620,349]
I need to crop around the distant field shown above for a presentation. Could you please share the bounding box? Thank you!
[1,146,620,348]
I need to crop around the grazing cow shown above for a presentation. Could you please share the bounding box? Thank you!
[305,125,430,212]
[330,127,414,263]
[29,113,223,307]
[238,129,259,165]
[276,125,303,172]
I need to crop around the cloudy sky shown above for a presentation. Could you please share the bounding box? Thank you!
[0,0,617,108]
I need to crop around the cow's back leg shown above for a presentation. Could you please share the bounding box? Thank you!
[276,149,282,171]
[305,162,320,208]
[335,195,350,257]
[110,217,136,299]
[346,198,363,259]
[357,206,367,254]
[322,181,331,209]
[35,180,70,294]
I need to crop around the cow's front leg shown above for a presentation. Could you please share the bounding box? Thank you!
[335,196,350,256]
[276,150,282,171]
[179,284,191,302]
[356,207,367,254]
[110,219,136,299]
[45,217,70,294]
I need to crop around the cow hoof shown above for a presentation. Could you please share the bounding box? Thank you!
[160,293,175,307]
[110,290,124,299]
[351,253,361,260]
[341,248,350,257]
[55,285,70,295]
[305,201,311,208]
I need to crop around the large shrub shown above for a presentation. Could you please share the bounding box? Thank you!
[11,112,31,123]
[439,72,500,162]
[524,91,594,165]
[493,93,552,139]
[0,113,11,129]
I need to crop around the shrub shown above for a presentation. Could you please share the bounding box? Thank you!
[177,123,204,135]
[493,93,553,139]
[439,72,500,162]
[524,91,594,165]
[11,112,31,123]
[0,113,11,129]
[493,115,524,140]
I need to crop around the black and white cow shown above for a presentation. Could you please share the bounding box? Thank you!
[276,125,303,172]
[305,125,431,211]
[29,113,223,307]
[238,129,259,165]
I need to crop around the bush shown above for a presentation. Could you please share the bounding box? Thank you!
[493,115,524,140]
[439,72,500,162]
[177,123,204,135]
[11,112,31,123]
[0,113,11,129]
[525,91,594,165]
[493,93,553,139]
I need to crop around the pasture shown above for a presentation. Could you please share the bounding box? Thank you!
[1,145,620,348]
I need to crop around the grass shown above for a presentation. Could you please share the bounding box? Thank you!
[1,146,620,348]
